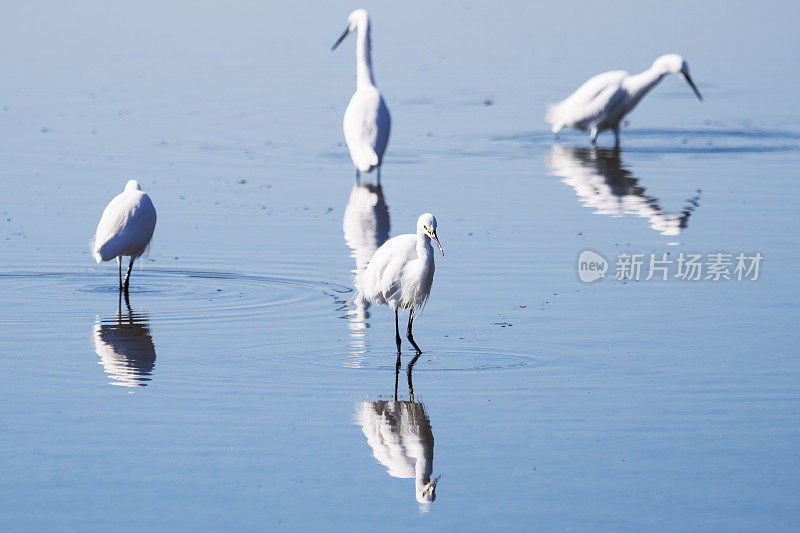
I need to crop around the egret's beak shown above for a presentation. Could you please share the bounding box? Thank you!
[331,27,350,51]
[422,473,443,497]
[430,231,444,257]
[681,69,703,102]
[422,474,444,496]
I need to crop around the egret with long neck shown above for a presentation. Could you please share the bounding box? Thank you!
[357,213,444,356]
[546,54,703,147]
[332,9,391,180]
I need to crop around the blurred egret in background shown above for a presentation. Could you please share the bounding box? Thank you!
[332,9,391,181]
[546,54,703,147]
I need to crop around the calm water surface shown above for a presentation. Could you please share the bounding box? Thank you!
[1,1,799,530]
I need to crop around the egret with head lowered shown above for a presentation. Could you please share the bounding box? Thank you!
[93,180,157,293]
[546,54,703,147]
[332,9,391,181]
[358,213,443,355]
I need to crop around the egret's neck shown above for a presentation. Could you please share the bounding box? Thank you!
[416,232,433,260]
[356,22,376,89]
[414,446,434,493]
[623,66,668,108]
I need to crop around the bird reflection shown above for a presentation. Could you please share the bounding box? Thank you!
[356,359,442,511]
[92,294,156,387]
[342,181,390,363]
[546,145,701,237]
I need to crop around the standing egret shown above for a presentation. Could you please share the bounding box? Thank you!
[546,54,703,147]
[93,180,157,293]
[332,9,391,181]
[358,213,443,355]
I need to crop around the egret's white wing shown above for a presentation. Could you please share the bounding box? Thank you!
[344,87,391,172]
[357,233,416,306]
[546,70,628,132]
[94,192,157,261]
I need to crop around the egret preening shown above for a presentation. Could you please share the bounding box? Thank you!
[358,213,443,355]
[93,180,157,293]
[332,9,391,181]
[546,54,703,147]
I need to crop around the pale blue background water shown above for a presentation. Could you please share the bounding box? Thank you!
[1,1,799,530]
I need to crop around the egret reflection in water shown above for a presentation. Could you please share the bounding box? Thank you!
[546,145,701,237]
[342,180,390,362]
[356,359,442,511]
[92,298,156,387]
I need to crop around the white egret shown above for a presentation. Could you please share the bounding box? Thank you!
[93,180,157,293]
[332,9,391,181]
[358,213,443,355]
[546,54,703,147]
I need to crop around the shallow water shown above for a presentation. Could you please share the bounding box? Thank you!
[2,1,799,530]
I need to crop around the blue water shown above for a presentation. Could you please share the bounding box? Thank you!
[1,1,799,530]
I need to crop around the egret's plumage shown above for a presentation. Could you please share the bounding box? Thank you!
[358,213,442,313]
[546,54,703,146]
[93,180,156,291]
[358,213,443,354]
[332,9,391,175]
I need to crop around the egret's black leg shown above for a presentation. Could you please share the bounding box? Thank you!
[590,128,599,146]
[395,308,402,354]
[356,169,361,185]
[406,308,422,355]
[123,257,134,294]
[122,287,132,311]
[377,166,381,185]
[117,257,123,290]
[613,126,620,148]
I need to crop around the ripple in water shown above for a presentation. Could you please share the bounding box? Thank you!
[0,267,347,326]
[495,128,800,154]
